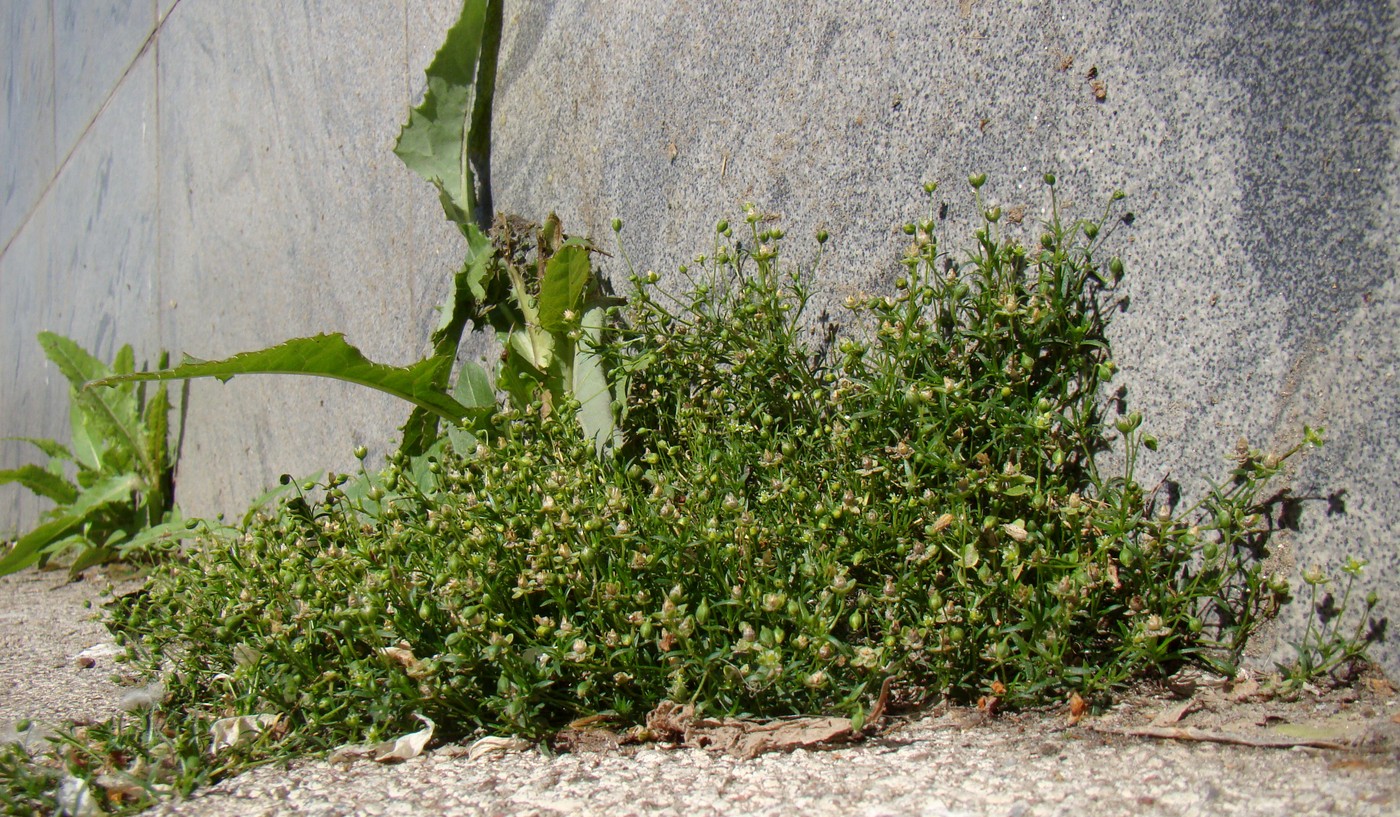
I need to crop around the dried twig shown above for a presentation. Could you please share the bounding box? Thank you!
[1093,725,1349,751]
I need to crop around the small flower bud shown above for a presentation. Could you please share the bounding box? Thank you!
[968,173,987,189]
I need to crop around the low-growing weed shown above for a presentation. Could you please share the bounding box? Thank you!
[90,179,1339,795]
[0,333,183,577]
[1281,557,1379,686]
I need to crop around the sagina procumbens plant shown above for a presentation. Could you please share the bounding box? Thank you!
[107,177,1333,758]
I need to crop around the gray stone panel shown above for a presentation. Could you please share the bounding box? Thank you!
[484,0,1398,671]
[0,0,1394,674]
[155,0,444,516]
[1,0,55,250]
[0,207,62,538]
[52,0,157,160]
[0,48,159,537]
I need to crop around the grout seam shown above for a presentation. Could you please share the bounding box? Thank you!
[1,0,186,261]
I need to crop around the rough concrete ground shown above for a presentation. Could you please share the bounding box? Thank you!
[2,569,1397,817]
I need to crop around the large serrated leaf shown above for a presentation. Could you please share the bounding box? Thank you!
[395,0,503,231]
[39,331,113,390]
[40,332,149,475]
[86,334,479,427]
[0,465,79,505]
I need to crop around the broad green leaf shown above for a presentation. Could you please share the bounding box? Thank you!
[41,333,149,476]
[398,407,441,459]
[68,544,118,576]
[497,359,538,411]
[504,263,554,372]
[453,361,496,409]
[144,382,171,488]
[432,222,496,356]
[509,327,555,373]
[446,425,479,456]
[537,245,592,332]
[87,334,480,428]
[69,393,107,471]
[72,384,148,475]
[0,465,79,504]
[395,0,503,231]
[572,306,618,453]
[408,438,448,494]
[0,472,140,576]
[112,344,135,376]
[38,332,112,388]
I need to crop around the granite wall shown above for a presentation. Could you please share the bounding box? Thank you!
[2,0,1395,672]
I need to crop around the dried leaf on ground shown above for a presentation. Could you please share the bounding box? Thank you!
[1365,677,1396,697]
[329,714,435,764]
[210,714,283,754]
[379,643,429,679]
[1151,698,1201,726]
[643,677,892,758]
[1067,692,1088,726]
[466,735,532,760]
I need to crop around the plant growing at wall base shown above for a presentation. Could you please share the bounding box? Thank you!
[0,332,182,577]
[86,179,1359,803]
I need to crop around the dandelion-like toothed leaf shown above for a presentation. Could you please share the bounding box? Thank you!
[394,0,502,232]
[87,334,481,432]
[0,465,78,505]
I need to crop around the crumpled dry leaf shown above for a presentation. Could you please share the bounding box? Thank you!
[210,714,283,754]
[1150,698,1201,727]
[466,735,532,760]
[93,773,167,808]
[1365,677,1396,698]
[1067,692,1088,726]
[643,677,892,758]
[330,714,436,764]
[1225,674,1269,703]
[380,643,429,679]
